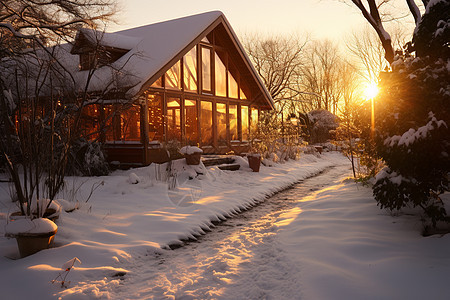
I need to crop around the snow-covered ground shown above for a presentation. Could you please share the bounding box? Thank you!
[0,152,449,299]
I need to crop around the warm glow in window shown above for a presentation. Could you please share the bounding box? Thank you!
[250,107,259,135]
[217,103,227,145]
[240,83,251,100]
[184,47,197,92]
[228,72,238,99]
[121,105,140,141]
[202,47,211,92]
[165,61,181,90]
[147,93,164,141]
[167,97,181,141]
[240,88,247,100]
[241,106,249,141]
[81,104,100,140]
[215,53,227,97]
[201,101,213,145]
[151,76,162,88]
[185,99,198,145]
[229,104,238,141]
[104,105,119,141]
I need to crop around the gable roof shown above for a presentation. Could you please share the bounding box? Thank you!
[72,11,274,108]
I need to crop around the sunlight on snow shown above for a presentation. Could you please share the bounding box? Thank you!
[274,207,303,227]
[95,229,128,236]
[195,195,222,205]
[297,182,346,203]
[145,211,192,221]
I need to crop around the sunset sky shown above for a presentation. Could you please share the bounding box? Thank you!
[109,0,415,43]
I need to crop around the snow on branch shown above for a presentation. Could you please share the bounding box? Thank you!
[350,0,394,64]
[384,113,447,147]
[406,0,422,26]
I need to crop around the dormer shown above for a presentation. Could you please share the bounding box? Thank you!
[71,29,131,70]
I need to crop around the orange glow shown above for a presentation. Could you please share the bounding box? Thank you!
[364,82,379,100]
[145,211,191,221]
[274,207,303,227]
[95,229,127,236]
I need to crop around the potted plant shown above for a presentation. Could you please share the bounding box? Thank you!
[9,199,62,222]
[247,153,261,172]
[180,145,203,165]
[5,217,58,257]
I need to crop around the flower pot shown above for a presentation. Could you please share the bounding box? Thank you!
[180,146,203,165]
[185,152,202,165]
[9,201,61,222]
[247,154,261,172]
[15,229,57,258]
[5,218,58,258]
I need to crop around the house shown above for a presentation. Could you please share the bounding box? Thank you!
[7,11,275,166]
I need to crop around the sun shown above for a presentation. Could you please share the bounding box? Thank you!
[364,82,379,100]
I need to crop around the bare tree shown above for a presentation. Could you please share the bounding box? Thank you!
[243,33,309,103]
[0,0,116,45]
[243,33,310,145]
[0,0,117,218]
[300,40,351,114]
[348,0,427,65]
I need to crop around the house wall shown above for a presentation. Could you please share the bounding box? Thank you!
[139,35,263,160]
[82,30,269,165]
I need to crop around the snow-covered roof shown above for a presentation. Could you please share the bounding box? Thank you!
[69,11,274,107]
[1,11,274,108]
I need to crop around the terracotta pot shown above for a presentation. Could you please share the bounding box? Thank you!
[14,228,57,258]
[247,154,261,172]
[185,152,202,165]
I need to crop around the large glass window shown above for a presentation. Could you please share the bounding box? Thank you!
[81,104,100,140]
[216,103,227,145]
[104,105,120,141]
[228,72,238,99]
[215,52,227,97]
[200,101,213,145]
[250,107,259,136]
[151,76,162,88]
[167,97,181,141]
[165,61,181,90]
[201,47,212,92]
[240,82,250,100]
[240,88,247,100]
[184,47,197,92]
[229,104,238,141]
[185,98,198,145]
[147,93,164,141]
[241,105,249,141]
[121,105,140,141]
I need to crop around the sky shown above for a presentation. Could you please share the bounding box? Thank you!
[108,0,380,42]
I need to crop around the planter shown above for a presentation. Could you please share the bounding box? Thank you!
[180,146,203,165]
[5,218,58,258]
[185,152,202,165]
[247,154,261,172]
[9,200,62,222]
[14,229,57,258]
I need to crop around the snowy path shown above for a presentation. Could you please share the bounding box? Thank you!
[112,164,352,299]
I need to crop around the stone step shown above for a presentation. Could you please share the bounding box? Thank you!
[201,156,235,167]
[217,164,241,171]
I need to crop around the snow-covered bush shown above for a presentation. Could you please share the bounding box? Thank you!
[372,0,450,227]
[308,109,339,143]
[251,110,306,162]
